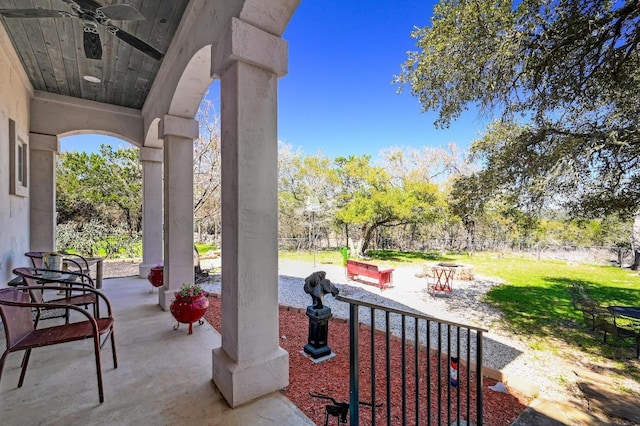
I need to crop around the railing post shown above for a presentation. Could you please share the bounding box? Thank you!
[349,303,359,426]
[370,307,377,426]
[477,330,484,426]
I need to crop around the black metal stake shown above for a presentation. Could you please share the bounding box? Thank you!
[310,392,382,426]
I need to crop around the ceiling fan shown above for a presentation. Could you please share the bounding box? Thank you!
[0,0,163,60]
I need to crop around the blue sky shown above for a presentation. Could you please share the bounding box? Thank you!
[278,0,486,158]
[64,1,488,158]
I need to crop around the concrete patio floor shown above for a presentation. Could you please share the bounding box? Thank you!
[0,276,314,426]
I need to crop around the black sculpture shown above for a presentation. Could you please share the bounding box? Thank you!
[303,271,340,360]
[303,271,339,309]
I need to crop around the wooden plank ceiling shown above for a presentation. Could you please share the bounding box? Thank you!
[0,0,189,109]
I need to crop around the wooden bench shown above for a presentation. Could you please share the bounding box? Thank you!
[346,259,394,290]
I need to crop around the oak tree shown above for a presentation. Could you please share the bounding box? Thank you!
[396,0,640,266]
[335,155,441,256]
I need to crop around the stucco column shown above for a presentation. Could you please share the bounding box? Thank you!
[158,115,198,310]
[138,147,163,278]
[29,133,59,252]
[211,18,289,408]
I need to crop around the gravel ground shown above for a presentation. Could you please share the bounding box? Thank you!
[102,257,638,412]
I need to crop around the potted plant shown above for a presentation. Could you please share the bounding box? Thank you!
[147,263,164,288]
[170,283,209,334]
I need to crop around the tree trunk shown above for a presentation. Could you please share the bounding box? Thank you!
[463,215,475,252]
[632,213,640,270]
[632,251,640,270]
[359,224,378,256]
[344,223,350,248]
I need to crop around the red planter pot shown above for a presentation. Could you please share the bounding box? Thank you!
[170,294,209,334]
[147,266,164,288]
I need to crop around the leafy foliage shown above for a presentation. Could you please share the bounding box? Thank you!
[56,220,109,256]
[57,145,142,234]
[56,220,142,258]
[56,145,142,257]
[334,155,442,255]
[176,283,206,299]
[278,143,340,245]
[396,0,640,217]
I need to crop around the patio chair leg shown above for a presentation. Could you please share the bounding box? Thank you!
[110,329,118,369]
[0,350,9,385]
[93,335,105,403]
[98,329,117,368]
[18,349,31,387]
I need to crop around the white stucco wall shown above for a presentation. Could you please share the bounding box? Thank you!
[0,27,34,287]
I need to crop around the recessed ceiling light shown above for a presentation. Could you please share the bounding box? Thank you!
[83,75,101,83]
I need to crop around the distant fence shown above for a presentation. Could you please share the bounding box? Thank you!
[278,237,635,267]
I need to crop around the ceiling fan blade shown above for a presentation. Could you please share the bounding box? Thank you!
[83,30,102,60]
[110,26,163,60]
[0,9,68,19]
[99,4,145,21]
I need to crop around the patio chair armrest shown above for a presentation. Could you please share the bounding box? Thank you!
[61,250,89,264]
[17,285,113,317]
[30,268,95,288]
[61,252,90,272]
[61,280,95,290]
[2,291,98,325]
[61,258,85,274]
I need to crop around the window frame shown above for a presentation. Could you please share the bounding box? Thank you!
[9,118,28,197]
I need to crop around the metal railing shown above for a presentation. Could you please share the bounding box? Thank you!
[335,295,487,426]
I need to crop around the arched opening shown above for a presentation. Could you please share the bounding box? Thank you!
[193,81,222,250]
[57,134,141,260]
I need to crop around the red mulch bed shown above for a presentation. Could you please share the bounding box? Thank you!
[204,296,529,425]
